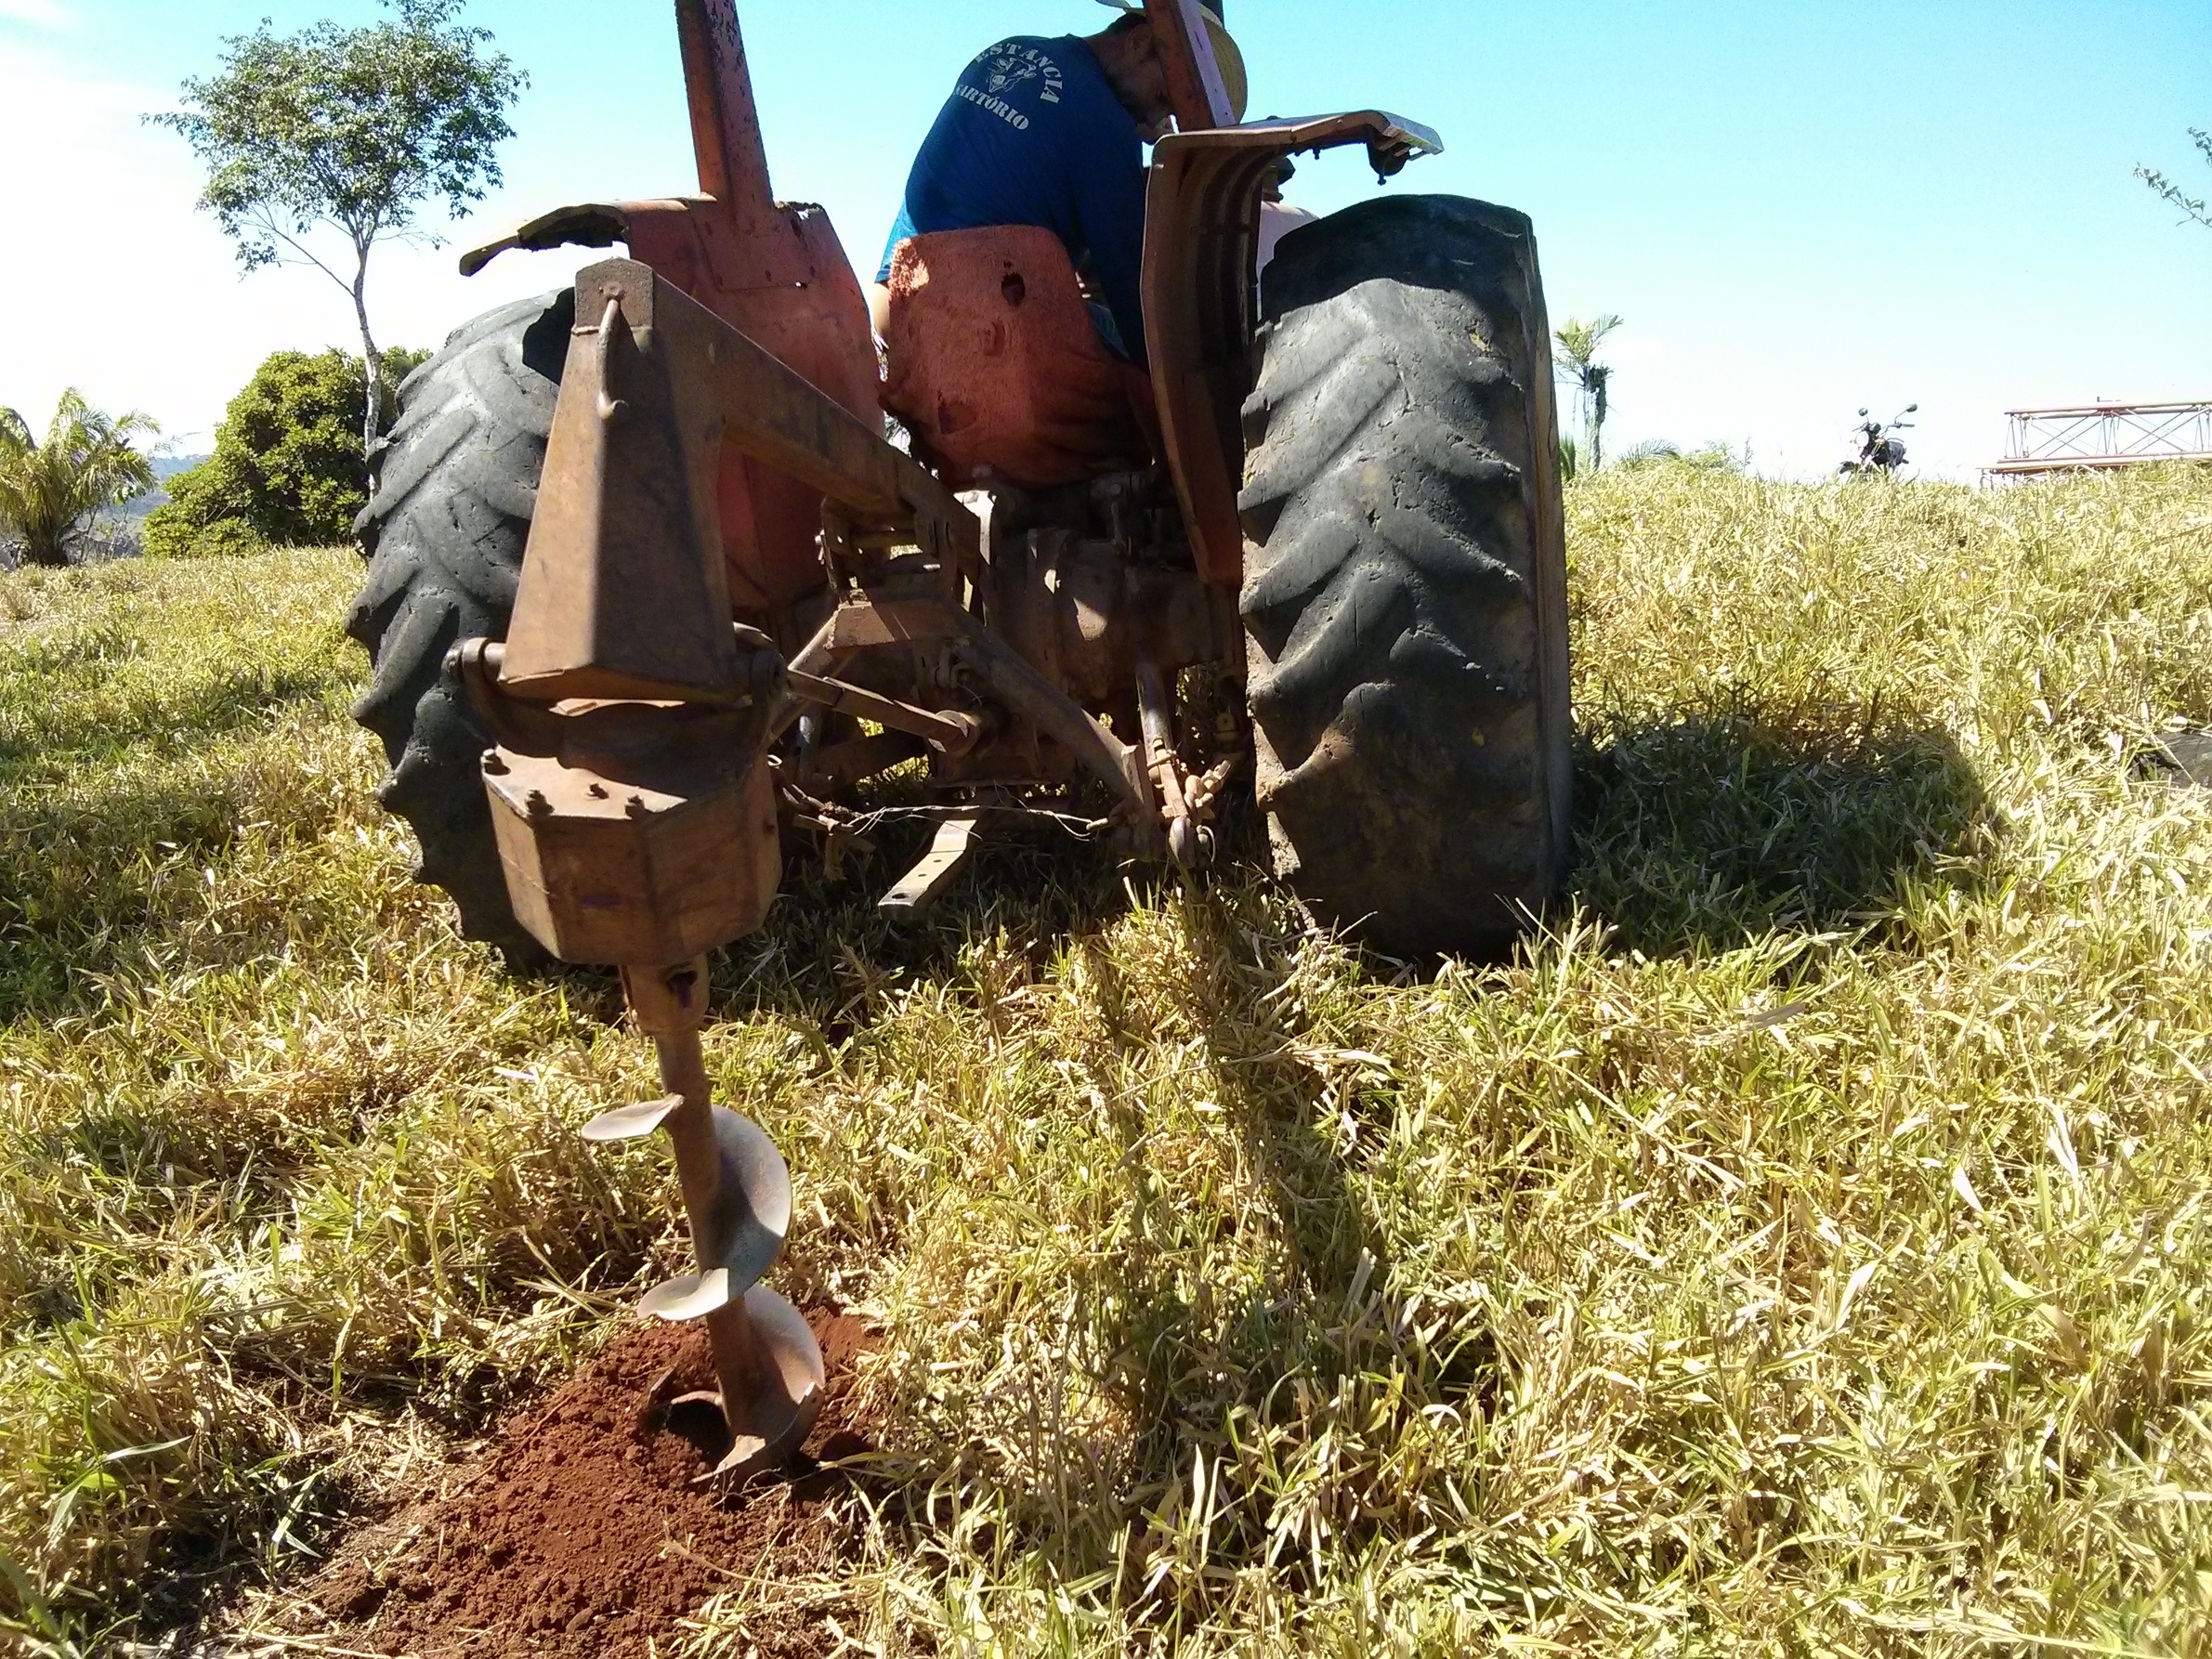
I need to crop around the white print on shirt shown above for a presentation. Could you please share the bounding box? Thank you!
[958,85,1030,128]
[963,43,1065,131]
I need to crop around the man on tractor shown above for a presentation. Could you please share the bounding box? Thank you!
[872,4,1247,361]
[871,4,1246,489]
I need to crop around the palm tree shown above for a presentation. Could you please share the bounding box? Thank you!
[0,391,159,568]
[1553,314,1623,474]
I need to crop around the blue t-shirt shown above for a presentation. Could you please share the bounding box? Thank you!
[878,35,1148,363]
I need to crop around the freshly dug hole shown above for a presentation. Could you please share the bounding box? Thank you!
[294,1311,876,1658]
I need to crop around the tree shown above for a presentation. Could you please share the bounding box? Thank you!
[145,347,427,559]
[0,392,159,569]
[1554,314,1623,474]
[152,0,524,452]
[2138,128,2212,232]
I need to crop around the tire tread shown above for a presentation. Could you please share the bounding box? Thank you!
[345,289,574,956]
[1240,195,1572,956]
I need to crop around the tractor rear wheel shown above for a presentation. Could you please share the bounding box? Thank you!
[346,289,573,959]
[1239,195,1574,958]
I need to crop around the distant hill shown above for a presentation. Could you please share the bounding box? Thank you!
[114,454,210,520]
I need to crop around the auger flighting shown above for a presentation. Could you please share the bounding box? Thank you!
[582,957,820,1478]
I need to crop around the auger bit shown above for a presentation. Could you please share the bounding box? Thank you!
[446,254,995,1481]
[589,959,821,1480]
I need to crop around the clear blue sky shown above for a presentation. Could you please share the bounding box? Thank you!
[1,0,2205,477]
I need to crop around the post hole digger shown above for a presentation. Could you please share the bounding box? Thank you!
[346,0,1573,1475]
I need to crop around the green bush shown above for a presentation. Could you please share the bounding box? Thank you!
[145,348,425,558]
[1616,438,1748,473]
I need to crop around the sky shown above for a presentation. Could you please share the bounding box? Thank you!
[0,0,2205,479]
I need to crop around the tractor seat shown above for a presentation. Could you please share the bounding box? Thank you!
[881,227,1157,491]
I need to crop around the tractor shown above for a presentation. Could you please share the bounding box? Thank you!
[344,0,1570,1478]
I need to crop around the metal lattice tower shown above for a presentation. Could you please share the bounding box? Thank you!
[1985,401,2212,481]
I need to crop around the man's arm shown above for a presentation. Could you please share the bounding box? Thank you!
[1075,143,1150,365]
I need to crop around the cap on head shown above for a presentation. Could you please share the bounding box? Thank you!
[1094,0,1249,124]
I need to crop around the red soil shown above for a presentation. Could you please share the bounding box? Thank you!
[296,1309,878,1658]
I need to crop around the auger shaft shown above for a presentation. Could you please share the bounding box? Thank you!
[648,1013,779,1434]
[619,959,823,1479]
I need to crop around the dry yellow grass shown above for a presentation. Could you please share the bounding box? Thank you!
[1,467,2209,1655]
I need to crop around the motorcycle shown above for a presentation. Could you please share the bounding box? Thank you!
[1839,404,1918,477]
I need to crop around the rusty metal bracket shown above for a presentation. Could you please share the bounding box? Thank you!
[452,639,779,784]
[497,256,980,707]
[583,258,976,561]
[785,669,984,755]
[1135,659,1204,868]
[797,731,926,798]
[878,814,981,919]
[808,594,966,657]
[780,592,1149,820]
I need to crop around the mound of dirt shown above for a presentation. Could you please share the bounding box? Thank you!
[293,1309,878,1657]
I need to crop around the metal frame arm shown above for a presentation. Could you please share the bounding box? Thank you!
[498,257,977,705]
[574,259,974,558]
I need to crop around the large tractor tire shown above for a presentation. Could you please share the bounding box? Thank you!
[346,290,574,958]
[1239,195,1573,958]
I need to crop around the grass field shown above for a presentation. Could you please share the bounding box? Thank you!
[1,467,2209,1655]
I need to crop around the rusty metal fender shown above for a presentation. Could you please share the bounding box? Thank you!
[1140,112,1442,585]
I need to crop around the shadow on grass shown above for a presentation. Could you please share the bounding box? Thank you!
[0,653,354,1023]
[0,778,264,1022]
[719,692,1997,1021]
[703,818,1429,1605]
[705,812,1145,1030]
[662,709,1994,1608]
[1570,699,1993,957]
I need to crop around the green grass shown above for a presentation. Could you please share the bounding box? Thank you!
[2,469,2210,1655]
